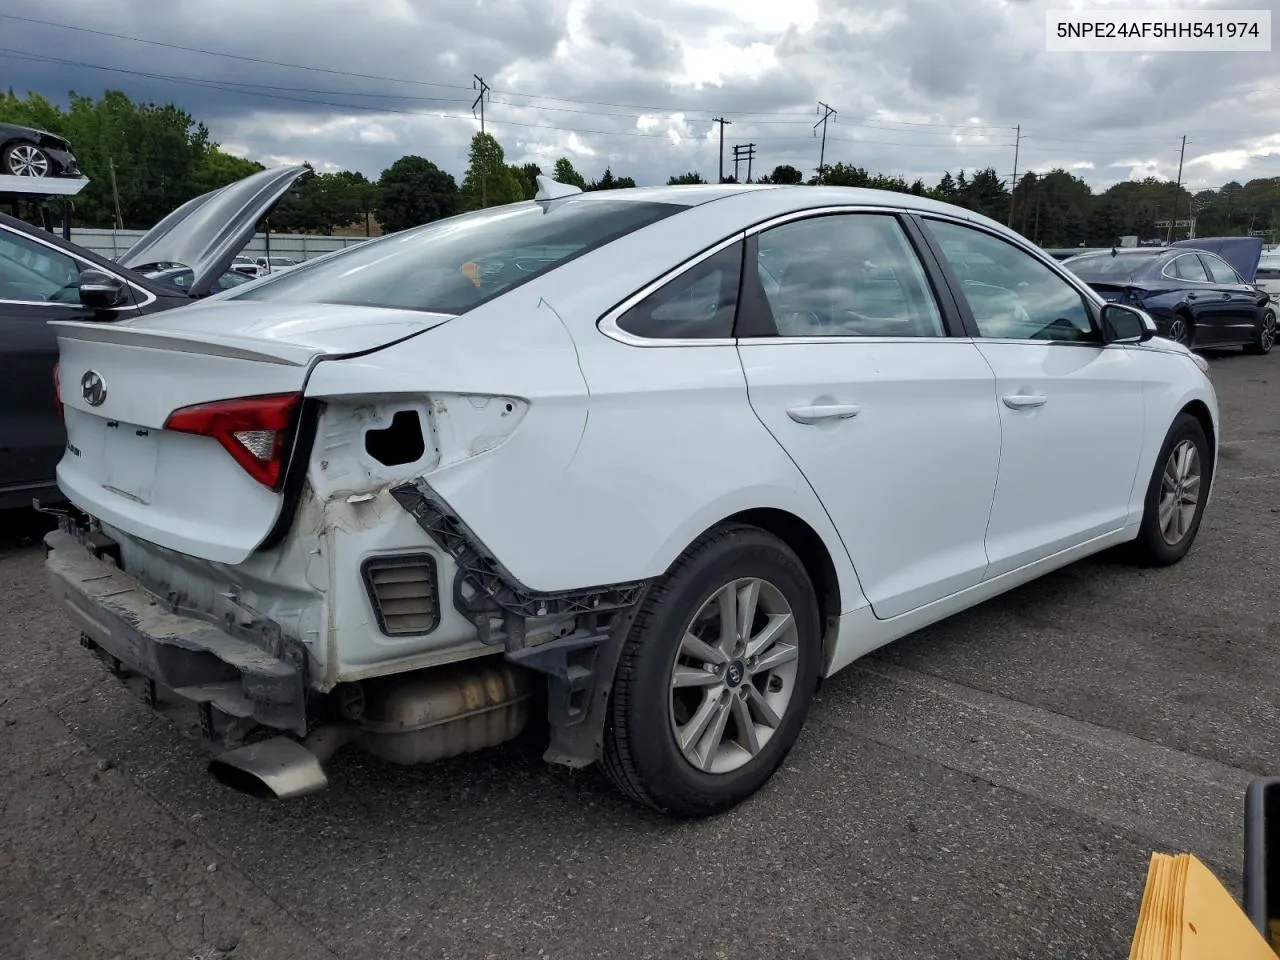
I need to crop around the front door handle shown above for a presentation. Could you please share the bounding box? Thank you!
[1002,394,1047,410]
[786,403,862,424]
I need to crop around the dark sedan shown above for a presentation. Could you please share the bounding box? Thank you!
[0,122,81,178]
[1063,246,1274,354]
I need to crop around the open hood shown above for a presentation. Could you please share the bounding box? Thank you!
[118,165,307,298]
[1171,236,1264,283]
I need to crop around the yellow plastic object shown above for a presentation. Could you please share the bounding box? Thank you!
[1129,853,1278,959]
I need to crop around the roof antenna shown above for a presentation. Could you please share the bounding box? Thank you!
[535,175,582,202]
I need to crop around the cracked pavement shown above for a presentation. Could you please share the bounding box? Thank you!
[1,351,1277,959]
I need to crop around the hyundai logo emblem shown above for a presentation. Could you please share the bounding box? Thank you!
[80,370,107,407]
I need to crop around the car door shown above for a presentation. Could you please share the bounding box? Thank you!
[0,223,139,496]
[1199,252,1260,344]
[1164,253,1229,345]
[735,210,1001,620]
[917,216,1146,579]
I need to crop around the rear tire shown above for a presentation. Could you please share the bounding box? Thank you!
[1128,413,1210,566]
[1244,307,1275,355]
[601,524,822,818]
[1166,313,1194,347]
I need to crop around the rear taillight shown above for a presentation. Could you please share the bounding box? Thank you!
[164,393,300,491]
[53,363,62,419]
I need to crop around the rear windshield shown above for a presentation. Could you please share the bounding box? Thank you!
[232,198,684,313]
[1063,253,1159,281]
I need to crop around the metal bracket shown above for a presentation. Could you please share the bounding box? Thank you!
[390,478,648,641]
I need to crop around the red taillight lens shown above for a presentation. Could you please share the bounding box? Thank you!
[53,363,63,419]
[164,393,300,491]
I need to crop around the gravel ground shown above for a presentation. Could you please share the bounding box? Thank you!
[1,350,1276,960]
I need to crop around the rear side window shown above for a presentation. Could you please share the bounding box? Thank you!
[616,242,743,340]
[233,198,684,314]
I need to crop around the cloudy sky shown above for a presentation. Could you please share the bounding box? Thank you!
[3,0,1278,192]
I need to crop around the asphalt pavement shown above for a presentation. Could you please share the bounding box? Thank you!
[2,351,1277,960]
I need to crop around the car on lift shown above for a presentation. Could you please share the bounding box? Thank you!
[0,122,82,179]
[1063,238,1274,354]
[0,165,307,510]
[42,177,1220,818]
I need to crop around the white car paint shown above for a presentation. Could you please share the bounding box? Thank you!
[44,183,1218,796]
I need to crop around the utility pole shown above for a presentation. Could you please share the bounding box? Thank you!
[745,143,756,183]
[472,75,491,205]
[1166,134,1186,244]
[1007,124,1021,227]
[814,101,837,183]
[108,157,123,231]
[712,117,731,182]
[731,143,757,183]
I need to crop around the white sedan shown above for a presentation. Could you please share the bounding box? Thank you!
[43,177,1217,818]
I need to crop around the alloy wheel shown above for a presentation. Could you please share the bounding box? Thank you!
[1158,439,1201,546]
[1167,317,1188,345]
[1263,311,1276,353]
[668,577,800,775]
[7,145,50,177]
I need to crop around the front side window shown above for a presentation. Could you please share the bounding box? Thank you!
[1201,254,1242,285]
[615,242,742,339]
[0,228,84,303]
[926,219,1096,343]
[234,198,685,315]
[752,213,945,337]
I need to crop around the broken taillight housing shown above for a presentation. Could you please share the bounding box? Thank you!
[164,393,300,491]
[53,362,62,419]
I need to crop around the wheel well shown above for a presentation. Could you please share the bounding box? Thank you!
[722,508,842,674]
[1181,399,1217,488]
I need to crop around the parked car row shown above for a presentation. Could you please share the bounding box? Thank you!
[19,170,1223,818]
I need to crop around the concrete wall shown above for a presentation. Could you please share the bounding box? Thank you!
[68,229,373,262]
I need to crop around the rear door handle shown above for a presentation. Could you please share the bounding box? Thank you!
[786,403,861,424]
[1002,394,1047,410]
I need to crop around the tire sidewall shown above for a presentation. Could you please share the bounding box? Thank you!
[615,531,821,813]
[1261,309,1276,354]
[1139,413,1210,564]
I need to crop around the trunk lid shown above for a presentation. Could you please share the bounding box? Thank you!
[118,165,308,298]
[52,303,453,565]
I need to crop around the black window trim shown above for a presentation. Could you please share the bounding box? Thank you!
[598,203,978,346]
[910,212,1111,348]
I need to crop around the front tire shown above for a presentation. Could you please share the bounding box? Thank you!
[2,142,52,177]
[602,524,822,818]
[1245,307,1275,355]
[1129,413,1210,566]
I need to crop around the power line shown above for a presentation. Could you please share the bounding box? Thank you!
[0,13,475,91]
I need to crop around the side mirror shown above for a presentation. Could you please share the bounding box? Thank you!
[78,269,127,310]
[1101,303,1156,344]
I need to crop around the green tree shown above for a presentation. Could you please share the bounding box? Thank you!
[376,155,459,232]
[589,167,636,190]
[460,132,523,209]
[759,164,803,185]
[667,171,706,185]
[512,162,542,199]
[552,157,588,189]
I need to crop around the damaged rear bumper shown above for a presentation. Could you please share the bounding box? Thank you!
[43,528,308,735]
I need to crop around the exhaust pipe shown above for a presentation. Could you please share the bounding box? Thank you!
[208,725,356,800]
